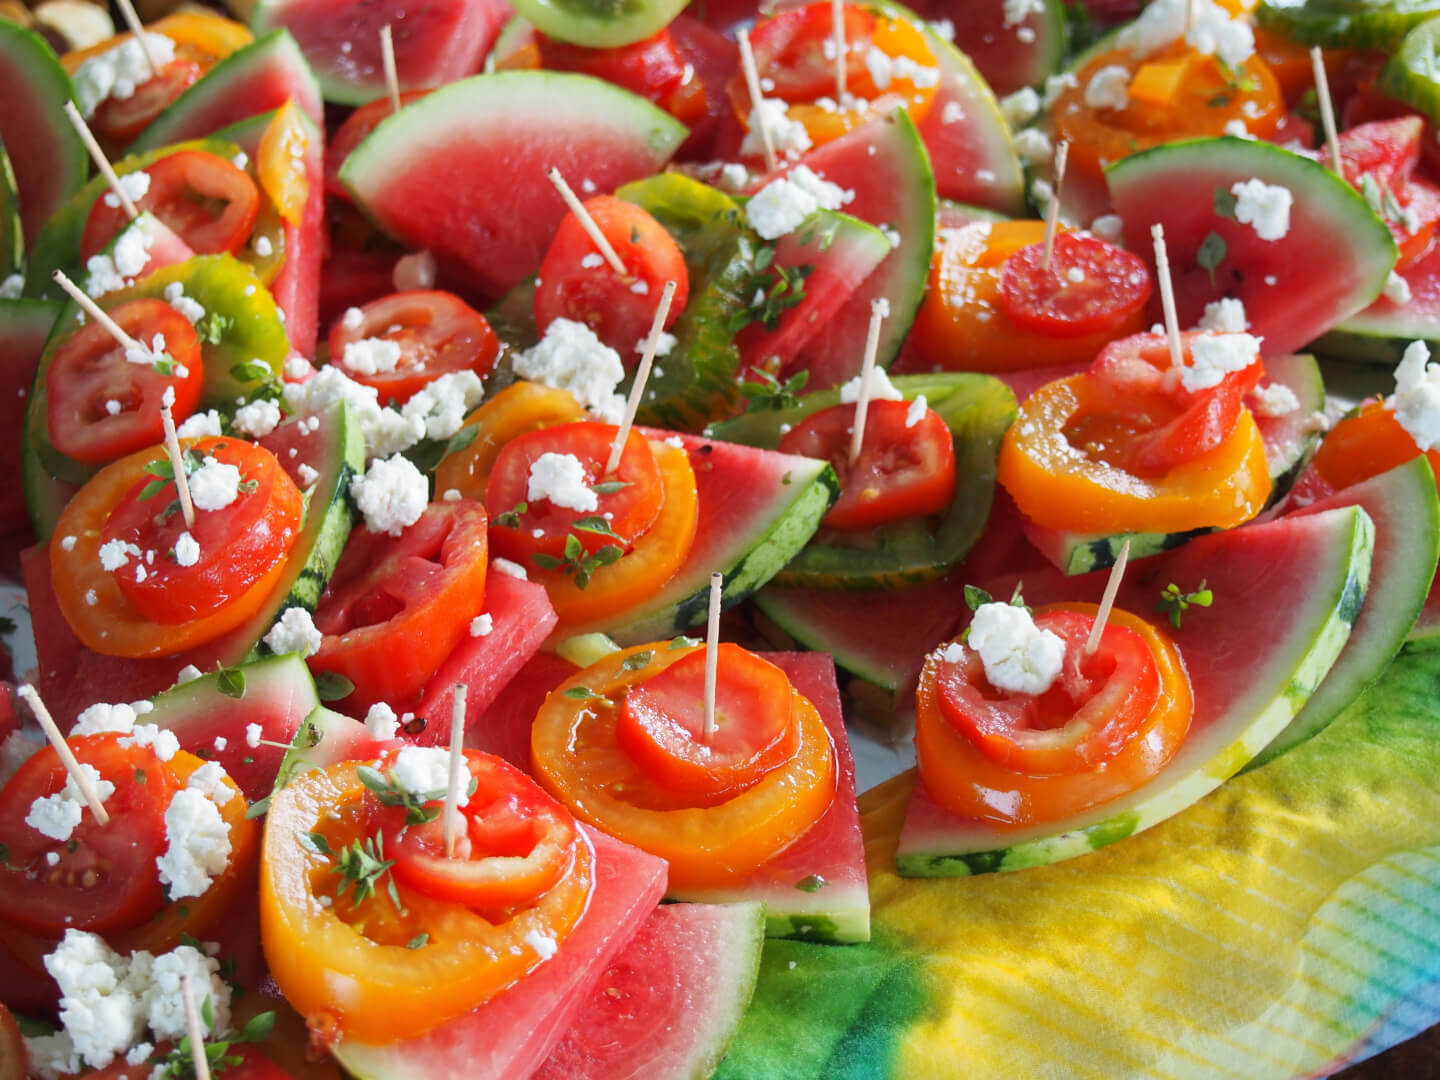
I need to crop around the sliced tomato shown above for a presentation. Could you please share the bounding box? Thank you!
[616,643,798,805]
[325,90,431,198]
[89,57,203,147]
[100,436,303,624]
[86,1043,291,1080]
[778,398,956,531]
[999,232,1153,337]
[487,421,665,562]
[81,150,261,261]
[373,749,579,912]
[1338,116,1440,271]
[328,291,500,405]
[309,500,489,710]
[0,734,178,934]
[46,297,204,465]
[537,29,705,124]
[433,381,587,501]
[260,760,593,1043]
[532,196,689,359]
[1312,397,1440,492]
[744,1,874,101]
[917,604,1193,827]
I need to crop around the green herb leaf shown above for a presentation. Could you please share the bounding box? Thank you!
[1196,231,1227,287]
[571,515,624,541]
[493,501,527,529]
[1155,580,1213,629]
[238,1011,275,1043]
[406,933,429,950]
[795,874,828,893]
[963,585,994,611]
[215,666,246,700]
[444,424,480,457]
[562,686,603,701]
[620,650,653,672]
[1214,187,1238,220]
[197,313,234,346]
[304,830,332,856]
[313,671,355,702]
[669,635,699,649]
[591,479,630,495]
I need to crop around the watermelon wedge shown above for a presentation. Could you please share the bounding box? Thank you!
[340,71,688,297]
[1318,226,1440,365]
[130,30,323,152]
[1107,137,1398,357]
[252,0,508,105]
[903,0,1065,97]
[896,504,1374,874]
[0,20,85,256]
[535,901,766,1080]
[332,827,667,1080]
[467,651,578,768]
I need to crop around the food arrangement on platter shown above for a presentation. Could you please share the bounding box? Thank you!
[3,0,1440,1075]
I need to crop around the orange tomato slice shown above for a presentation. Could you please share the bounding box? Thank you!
[530,643,835,890]
[915,604,1192,828]
[1312,398,1438,493]
[260,760,593,1043]
[432,381,586,501]
[62,10,252,73]
[257,101,310,227]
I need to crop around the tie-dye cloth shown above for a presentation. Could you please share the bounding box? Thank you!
[717,647,1440,1079]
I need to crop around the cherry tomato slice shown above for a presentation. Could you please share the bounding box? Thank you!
[89,57,203,147]
[487,421,665,562]
[745,2,876,101]
[81,150,261,260]
[999,232,1153,337]
[533,196,689,359]
[1312,398,1440,492]
[616,643,799,805]
[309,500,489,710]
[100,436,303,624]
[777,398,956,531]
[373,749,579,912]
[46,298,204,466]
[328,290,500,405]
[0,734,179,934]
[537,29,702,123]
[934,608,1162,774]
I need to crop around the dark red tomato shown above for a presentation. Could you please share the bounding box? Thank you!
[936,608,1161,775]
[86,1042,294,1079]
[778,398,956,531]
[328,290,500,405]
[1337,116,1440,269]
[533,195,689,361]
[309,500,489,711]
[373,749,579,911]
[46,297,204,465]
[81,150,261,260]
[100,436,303,624]
[1079,331,1264,476]
[325,90,431,199]
[90,57,203,147]
[486,421,664,563]
[0,1003,24,1080]
[616,643,799,805]
[0,734,180,934]
[744,1,876,101]
[999,232,1153,337]
[537,29,706,124]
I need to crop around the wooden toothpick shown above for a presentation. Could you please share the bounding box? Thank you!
[831,0,847,102]
[160,403,197,530]
[380,25,401,116]
[547,168,629,278]
[1040,141,1070,274]
[443,683,467,858]
[51,270,141,351]
[702,572,723,742]
[606,280,677,475]
[180,974,212,1080]
[1085,539,1130,655]
[847,299,888,466]
[1310,47,1344,176]
[115,0,159,78]
[736,29,778,174]
[1149,225,1184,374]
[63,102,138,220]
[17,685,110,825]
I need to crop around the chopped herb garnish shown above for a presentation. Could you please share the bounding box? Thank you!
[620,650,653,672]
[406,933,429,949]
[330,832,403,912]
[313,671,355,702]
[1156,580,1213,629]
[737,367,809,412]
[531,533,624,588]
[591,479,630,495]
[795,874,828,893]
[1196,231,1227,287]
[215,665,246,700]
[1213,187,1238,220]
[197,312,234,345]
[493,501,527,529]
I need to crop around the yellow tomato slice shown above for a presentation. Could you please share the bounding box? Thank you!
[996,374,1272,534]
[531,643,836,890]
[259,761,593,1044]
[433,381,587,500]
[257,101,310,227]
[62,11,252,72]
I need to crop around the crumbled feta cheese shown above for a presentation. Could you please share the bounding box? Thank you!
[253,235,273,257]
[940,101,966,125]
[442,487,462,501]
[25,1031,82,1079]
[864,49,935,91]
[364,702,401,740]
[156,787,232,899]
[342,336,403,376]
[1003,0,1044,26]
[1030,176,1055,209]
[1180,333,1262,392]
[1249,382,1301,417]
[882,226,901,249]
[494,557,528,580]
[629,279,650,295]
[27,763,115,841]
[188,457,242,512]
[112,223,153,279]
[98,538,133,572]
[176,409,223,439]
[341,306,365,331]
[40,931,144,1069]
[1084,65,1131,111]
[720,162,749,191]
[118,724,179,762]
[839,366,905,404]
[390,747,464,804]
[579,252,604,269]
[173,530,201,568]
[351,453,429,536]
[73,33,177,117]
[966,602,1065,695]
[1224,118,1252,139]
[83,252,127,298]
[212,736,227,752]
[513,319,626,421]
[400,369,486,442]
[740,98,812,159]
[931,17,954,40]
[233,399,282,438]
[1388,340,1440,451]
[176,664,204,685]
[283,366,425,462]
[999,87,1040,129]
[163,281,204,324]
[905,395,928,429]
[527,452,598,512]
[297,463,320,488]
[524,928,558,961]
[1383,270,1413,306]
[1115,0,1253,66]
[185,761,235,807]
[1230,178,1292,241]
[1197,297,1249,333]
[470,613,494,637]
[1013,127,1053,165]
[263,606,323,658]
[745,166,849,240]
[1040,72,1078,109]
[73,701,142,736]
[635,330,677,358]
[144,944,230,1042]
[126,1042,153,1066]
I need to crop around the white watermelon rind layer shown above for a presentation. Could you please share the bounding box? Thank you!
[670,879,871,946]
[896,505,1374,876]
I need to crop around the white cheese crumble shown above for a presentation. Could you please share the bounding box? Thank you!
[527,452,598,512]
[1388,340,1440,452]
[745,165,850,240]
[1084,65,1131,111]
[117,723,179,762]
[232,398,282,438]
[364,702,401,740]
[1115,0,1253,66]
[254,235,273,257]
[513,319,627,422]
[185,761,235,807]
[244,723,262,749]
[1224,118,1253,139]
[1249,382,1301,417]
[1230,178,1292,241]
[98,538,134,572]
[839,366,905,404]
[341,306,365,331]
[966,602,1065,695]
[73,33,177,118]
[26,763,115,842]
[189,458,242,512]
[297,463,320,487]
[1383,270,1413,306]
[999,87,1040,130]
[470,613,494,637]
[156,787,232,899]
[524,928,558,961]
[263,606,323,658]
[390,747,466,804]
[740,98,813,159]
[342,336,404,375]
[351,453,429,536]
[73,700,148,736]
[1003,0,1044,27]
[176,410,223,439]
[905,395,928,429]
[163,281,204,324]
[494,557,529,580]
[1179,333,1262,392]
[719,162,749,191]
[1013,127,1053,165]
[1089,214,1124,243]
[635,330,677,358]
[176,664,204,685]
[174,530,200,567]
[1196,297,1249,333]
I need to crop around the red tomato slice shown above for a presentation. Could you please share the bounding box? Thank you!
[1078,330,1265,476]
[0,734,180,934]
[100,436,303,624]
[325,89,431,198]
[86,1042,291,1080]
[532,196,689,360]
[777,398,956,531]
[46,297,204,466]
[373,749,579,912]
[537,29,704,123]
[486,421,665,563]
[999,232,1153,337]
[745,2,876,101]
[616,643,800,805]
[89,58,203,147]
[309,500,489,710]
[327,290,500,405]
[81,150,261,260]
[935,608,1162,775]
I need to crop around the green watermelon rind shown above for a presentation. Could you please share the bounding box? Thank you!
[505,0,688,50]
[1256,0,1440,50]
[661,902,767,1079]
[752,587,912,692]
[896,505,1374,876]
[1379,15,1440,122]
[0,139,21,277]
[671,879,870,945]
[7,297,69,538]
[129,29,322,152]
[146,653,320,738]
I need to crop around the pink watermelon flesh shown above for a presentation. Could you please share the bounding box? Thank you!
[904,0,1060,97]
[1330,220,1440,351]
[334,826,667,1080]
[1,301,60,540]
[466,651,579,769]
[535,902,759,1080]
